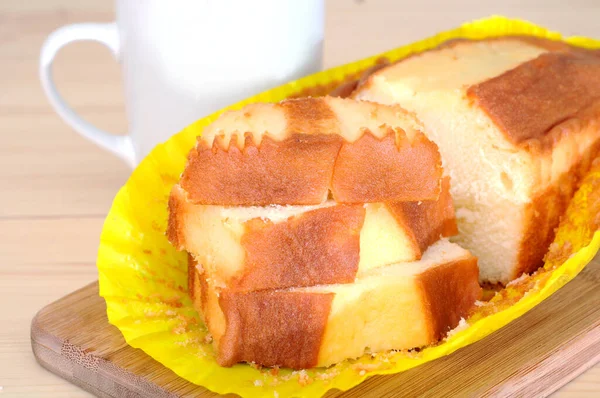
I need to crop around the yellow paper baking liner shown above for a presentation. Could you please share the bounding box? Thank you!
[98,16,600,397]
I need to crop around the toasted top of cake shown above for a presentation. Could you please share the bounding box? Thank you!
[354,36,600,200]
[179,96,443,206]
[355,36,600,146]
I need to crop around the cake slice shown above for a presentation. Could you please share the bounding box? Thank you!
[353,37,600,284]
[169,177,457,292]
[189,239,481,369]
[179,96,442,205]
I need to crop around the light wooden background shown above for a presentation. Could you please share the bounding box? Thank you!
[1,0,599,396]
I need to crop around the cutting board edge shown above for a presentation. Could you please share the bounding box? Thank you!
[31,336,114,398]
[30,283,175,398]
[29,278,600,398]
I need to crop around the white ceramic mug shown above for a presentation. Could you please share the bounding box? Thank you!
[40,0,324,167]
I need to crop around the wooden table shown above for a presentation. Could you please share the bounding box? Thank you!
[1,0,599,396]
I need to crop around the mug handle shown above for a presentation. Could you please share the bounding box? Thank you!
[40,22,135,167]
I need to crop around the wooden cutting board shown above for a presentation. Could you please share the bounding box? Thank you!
[31,257,600,398]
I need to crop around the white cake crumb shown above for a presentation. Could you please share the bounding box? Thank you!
[296,369,312,386]
[507,273,529,286]
[446,318,468,339]
[253,380,263,387]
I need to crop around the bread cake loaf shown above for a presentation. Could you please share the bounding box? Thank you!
[169,177,456,291]
[189,239,480,369]
[170,96,480,368]
[353,37,600,284]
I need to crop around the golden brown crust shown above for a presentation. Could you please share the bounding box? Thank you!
[417,256,481,341]
[179,97,442,206]
[281,97,338,136]
[328,79,359,99]
[188,253,206,323]
[588,157,600,231]
[190,258,333,368]
[387,176,458,254]
[166,190,185,250]
[196,265,228,347]
[217,289,334,368]
[468,51,600,146]
[516,179,572,278]
[515,135,600,278]
[330,58,391,98]
[187,252,196,301]
[332,130,442,203]
[181,133,343,206]
[235,205,365,290]
[510,36,589,53]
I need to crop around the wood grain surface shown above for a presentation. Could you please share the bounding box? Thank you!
[30,257,600,398]
[2,0,600,396]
